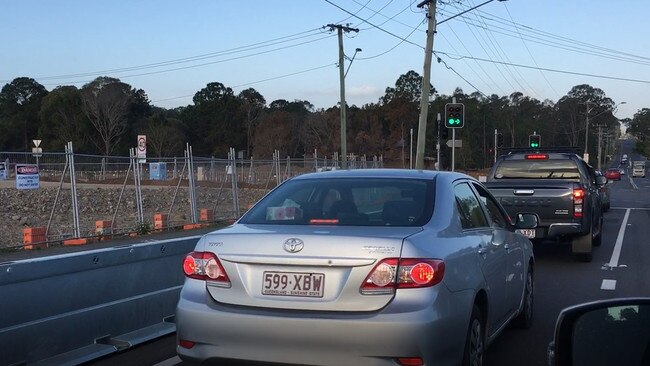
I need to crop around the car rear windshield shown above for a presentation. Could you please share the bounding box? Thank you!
[239,177,434,226]
[494,159,581,179]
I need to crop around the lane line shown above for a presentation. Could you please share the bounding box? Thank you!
[609,208,631,268]
[601,279,617,291]
[629,175,638,189]
[153,356,182,366]
[610,207,650,211]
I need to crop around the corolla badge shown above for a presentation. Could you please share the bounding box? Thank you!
[283,238,304,253]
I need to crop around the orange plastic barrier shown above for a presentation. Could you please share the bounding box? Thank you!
[23,227,47,249]
[199,209,215,222]
[154,213,168,230]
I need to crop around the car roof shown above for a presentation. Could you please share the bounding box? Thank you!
[290,168,470,182]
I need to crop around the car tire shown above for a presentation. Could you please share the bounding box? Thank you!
[462,305,485,366]
[514,268,534,329]
[593,216,603,247]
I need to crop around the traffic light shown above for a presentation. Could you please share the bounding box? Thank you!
[496,133,504,148]
[529,134,541,148]
[445,103,465,128]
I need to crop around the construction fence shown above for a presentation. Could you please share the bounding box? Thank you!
[0,144,384,249]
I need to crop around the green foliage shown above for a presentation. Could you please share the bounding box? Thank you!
[136,221,152,235]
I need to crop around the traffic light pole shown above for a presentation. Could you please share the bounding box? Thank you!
[494,129,498,164]
[451,97,456,172]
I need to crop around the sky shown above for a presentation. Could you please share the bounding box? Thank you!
[2,0,649,121]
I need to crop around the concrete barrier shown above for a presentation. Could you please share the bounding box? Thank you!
[0,235,202,365]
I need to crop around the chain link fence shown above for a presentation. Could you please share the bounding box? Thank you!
[0,147,384,249]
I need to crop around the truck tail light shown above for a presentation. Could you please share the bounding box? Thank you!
[573,187,585,218]
[182,251,231,287]
[360,258,445,295]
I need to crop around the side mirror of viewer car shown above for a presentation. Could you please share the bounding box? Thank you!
[548,298,650,366]
[514,213,539,229]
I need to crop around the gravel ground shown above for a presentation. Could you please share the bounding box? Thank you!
[0,179,266,249]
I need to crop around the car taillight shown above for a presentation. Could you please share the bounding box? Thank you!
[573,187,585,218]
[360,258,445,295]
[525,154,549,159]
[182,251,231,287]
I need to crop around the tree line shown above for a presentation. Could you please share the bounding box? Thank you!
[0,72,641,169]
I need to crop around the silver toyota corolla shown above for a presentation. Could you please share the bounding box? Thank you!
[176,169,536,366]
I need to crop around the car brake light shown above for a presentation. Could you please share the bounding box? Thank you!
[396,358,424,366]
[309,219,339,225]
[182,251,231,287]
[573,187,585,218]
[360,258,445,295]
[179,339,195,349]
[525,154,549,160]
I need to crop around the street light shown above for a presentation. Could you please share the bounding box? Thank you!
[344,48,362,78]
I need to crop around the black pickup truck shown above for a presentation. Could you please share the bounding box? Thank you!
[484,149,607,262]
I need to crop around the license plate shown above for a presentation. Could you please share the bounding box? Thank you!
[516,229,536,239]
[262,271,325,297]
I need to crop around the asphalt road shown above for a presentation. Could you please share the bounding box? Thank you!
[87,140,650,366]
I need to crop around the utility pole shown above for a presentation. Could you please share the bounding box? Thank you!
[597,125,603,170]
[436,113,441,170]
[584,101,592,163]
[415,0,437,170]
[327,24,359,170]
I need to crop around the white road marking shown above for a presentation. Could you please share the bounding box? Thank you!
[153,356,182,366]
[629,176,638,189]
[601,279,617,290]
[609,208,631,268]
[610,207,650,211]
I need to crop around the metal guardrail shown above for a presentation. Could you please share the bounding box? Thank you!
[0,235,202,365]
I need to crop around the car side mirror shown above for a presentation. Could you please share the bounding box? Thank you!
[514,213,538,229]
[595,176,607,186]
[548,298,650,366]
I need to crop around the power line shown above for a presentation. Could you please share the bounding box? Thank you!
[151,63,337,104]
[502,2,560,99]
[436,51,650,85]
[1,28,329,84]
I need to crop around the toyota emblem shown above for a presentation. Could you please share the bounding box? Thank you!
[283,238,304,253]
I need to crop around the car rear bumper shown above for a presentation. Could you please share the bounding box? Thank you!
[535,223,583,239]
[175,280,473,366]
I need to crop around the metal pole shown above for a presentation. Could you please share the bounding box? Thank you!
[111,156,133,234]
[451,96,456,172]
[494,129,498,164]
[46,145,70,241]
[68,142,81,238]
[436,113,441,170]
[584,102,592,162]
[452,128,456,172]
[597,125,603,170]
[415,0,437,170]
[410,128,413,169]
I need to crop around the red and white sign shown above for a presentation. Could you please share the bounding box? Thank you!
[15,164,39,190]
[137,135,146,163]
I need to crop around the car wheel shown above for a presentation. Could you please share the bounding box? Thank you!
[462,305,484,366]
[593,216,603,247]
[514,268,534,329]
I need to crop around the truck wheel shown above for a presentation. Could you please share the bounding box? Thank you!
[593,216,603,247]
[572,230,593,262]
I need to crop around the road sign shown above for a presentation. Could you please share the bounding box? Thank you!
[137,135,147,163]
[0,162,6,180]
[446,139,462,148]
[15,164,39,190]
[33,139,42,147]
[32,147,42,158]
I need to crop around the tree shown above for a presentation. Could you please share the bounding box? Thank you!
[38,86,89,151]
[238,88,266,157]
[0,77,48,151]
[81,77,134,156]
[143,109,185,157]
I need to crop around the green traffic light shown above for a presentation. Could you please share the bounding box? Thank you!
[448,118,460,125]
[530,143,539,148]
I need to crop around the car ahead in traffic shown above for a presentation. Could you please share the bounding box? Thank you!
[604,168,621,181]
[176,169,538,366]
[632,161,646,178]
[485,148,606,262]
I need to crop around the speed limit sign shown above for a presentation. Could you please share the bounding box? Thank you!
[137,135,146,162]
